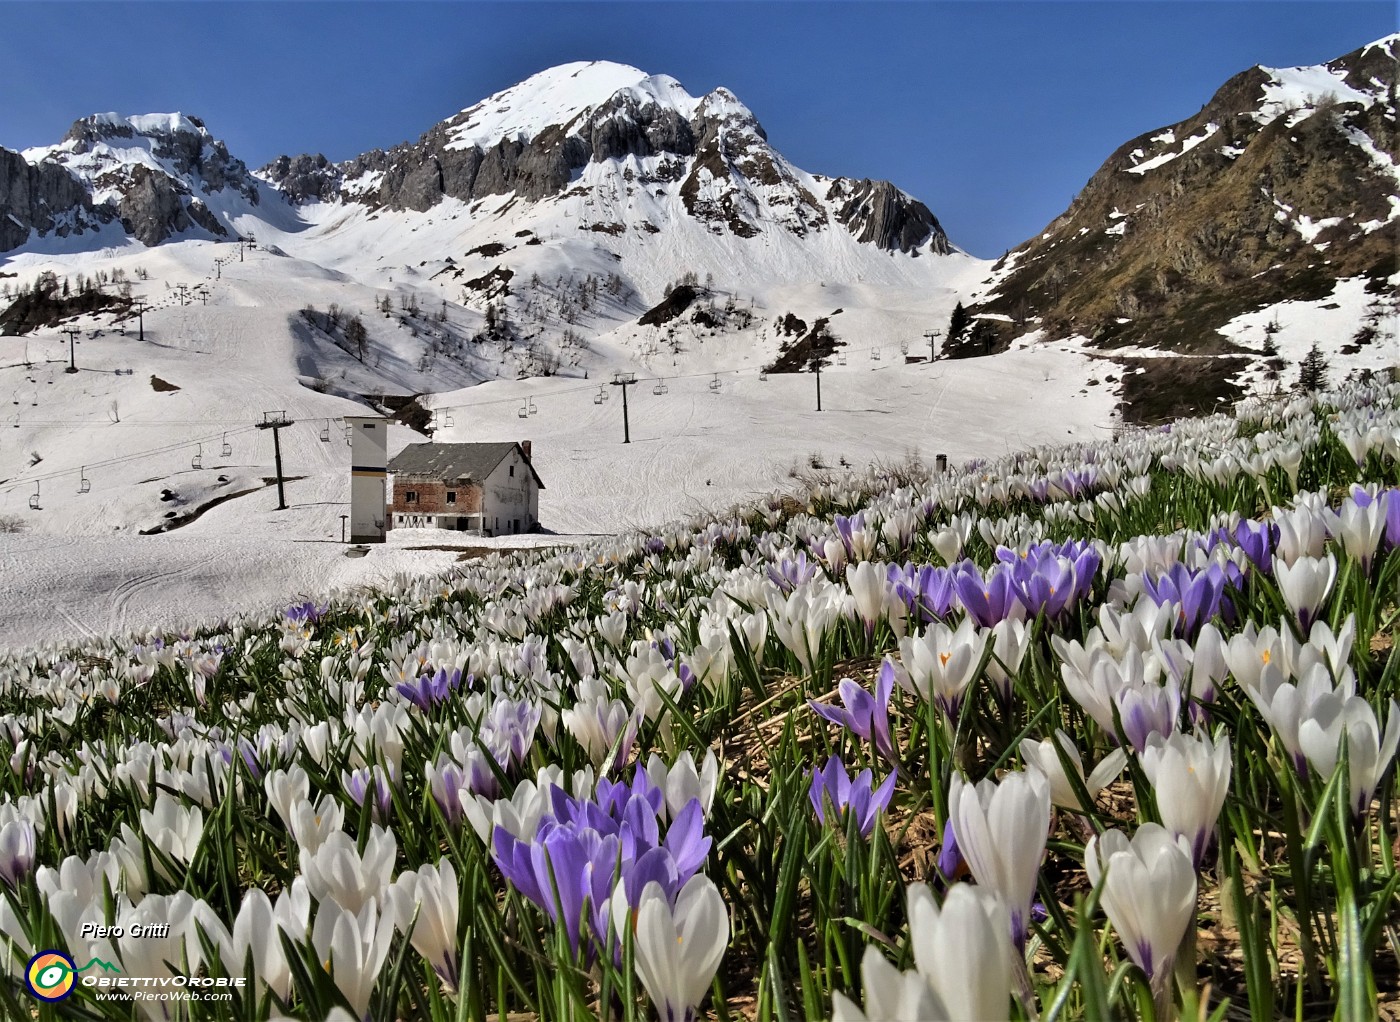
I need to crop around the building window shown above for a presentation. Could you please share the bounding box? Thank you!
[362,424,376,430]
[509,465,515,477]
[446,491,456,505]
[405,491,418,504]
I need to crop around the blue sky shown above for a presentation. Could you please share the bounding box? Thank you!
[2,2,1391,257]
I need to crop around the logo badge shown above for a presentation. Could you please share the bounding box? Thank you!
[25,951,77,1001]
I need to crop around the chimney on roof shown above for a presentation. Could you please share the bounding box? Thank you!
[520,440,532,461]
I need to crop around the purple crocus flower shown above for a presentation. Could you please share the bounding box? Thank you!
[1141,563,1226,639]
[935,817,965,883]
[807,756,897,838]
[953,563,1023,627]
[887,564,956,624]
[809,659,897,762]
[833,514,865,559]
[285,601,326,625]
[1010,555,1076,620]
[1231,518,1280,574]
[1385,487,1400,551]
[493,782,713,959]
[768,552,819,594]
[344,765,395,819]
[481,697,541,770]
[396,666,463,711]
[1115,682,1182,754]
[426,758,468,827]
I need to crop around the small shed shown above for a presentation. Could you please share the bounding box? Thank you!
[386,441,543,535]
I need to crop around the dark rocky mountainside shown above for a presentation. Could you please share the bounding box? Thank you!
[0,113,263,252]
[968,35,1398,352]
[0,147,109,251]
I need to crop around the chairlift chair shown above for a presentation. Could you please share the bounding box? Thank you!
[837,352,847,365]
[28,484,39,510]
[518,401,529,419]
[191,444,203,470]
[78,468,90,494]
[593,390,604,406]
[708,374,721,392]
[445,412,455,427]
[319,421,331,443]
[221,433,232,457]
[528,399,537,416]
[871,348,881,361]
[653,379,668,396]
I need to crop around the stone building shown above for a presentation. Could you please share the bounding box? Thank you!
[386,441,543,535]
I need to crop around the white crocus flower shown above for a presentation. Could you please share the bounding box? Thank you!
[1140,731,1232,868]
[194,888,295,1000]
[1327,494,1388,573]
[985,618,1031,701]
[645,750,720,822]
[1274,505,1329,565]
[907,882,1013,1022]
[833,945,947,1022]
[1273,553,1336,632]
[0,818,35,889]
[561,675,636,768]
[463,776,554,845]
[1085,824,1197,1007]
[1298,616,1355,681]
[1245,661,1347,775]
[288,794,346,853]
[104,892,204,1020]
[1298,696,1400,816]
[300,720,340,767]
[614,875,729,1022]
[133,792,204,879]
[949,769,1051,947]
[1019,731,1128,811]
[767,580,849,676]
[300,826,397,915]
[310,896,396,1021]
[264,766,310,831]
[1190,623,1229,707]
[37,851,120,960]
[898,617,989,719]
[1224,622,1297,694]
[392,859,460,990]
[846,561,888,635]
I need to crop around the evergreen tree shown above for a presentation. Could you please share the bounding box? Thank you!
[947,301,969,345]
[1296,343,1329,393]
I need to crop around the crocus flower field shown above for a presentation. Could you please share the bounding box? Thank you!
[1,383,1398,1021]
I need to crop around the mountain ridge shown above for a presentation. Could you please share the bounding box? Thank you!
[964,34,1397,356]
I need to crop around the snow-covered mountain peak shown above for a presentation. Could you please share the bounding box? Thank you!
[9,110,266,247]
[446,61,670,149]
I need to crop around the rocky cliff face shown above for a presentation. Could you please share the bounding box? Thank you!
[258,62,949,255]
[970,35,1398,350]
[0,113,264,252]
[0,147,111,251]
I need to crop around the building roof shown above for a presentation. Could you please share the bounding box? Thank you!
[387,442,544,488]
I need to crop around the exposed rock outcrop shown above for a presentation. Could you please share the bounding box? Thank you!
[0,147,110,250]
[0,113,264,252]
[970,35,1398,350]
[257,63,949,254]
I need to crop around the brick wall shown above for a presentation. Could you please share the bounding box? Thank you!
[389,478,482,514]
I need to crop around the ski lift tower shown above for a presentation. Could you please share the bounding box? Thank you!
[345,415,389,543]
